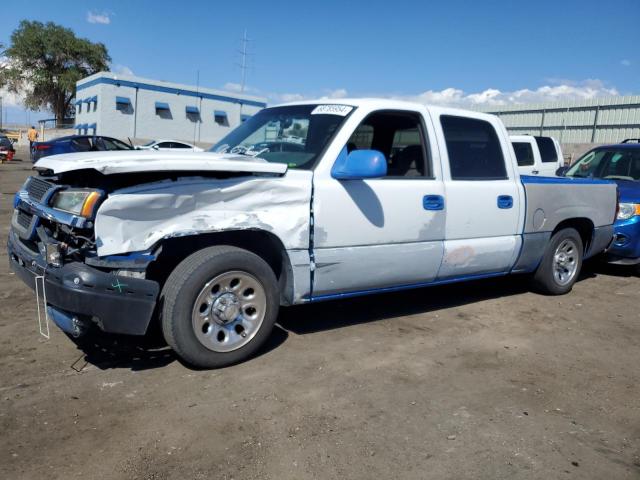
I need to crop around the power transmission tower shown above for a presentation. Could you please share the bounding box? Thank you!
[236,30,253,92]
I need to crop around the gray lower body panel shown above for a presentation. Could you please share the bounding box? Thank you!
[585,225,614,259]
[511,232,551,274]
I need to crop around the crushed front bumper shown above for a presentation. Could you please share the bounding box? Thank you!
[8,230,159,335]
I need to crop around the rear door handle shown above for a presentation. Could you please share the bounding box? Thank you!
[497,195,513,209]
[423,195,444,211]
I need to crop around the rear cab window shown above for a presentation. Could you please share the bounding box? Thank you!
[535,136,558,163]
[441,115,507,180]
[512,142,535,166]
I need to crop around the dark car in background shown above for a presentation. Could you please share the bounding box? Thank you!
[0,134,16,162]
[31,135,133,162]
[563,140,640,270]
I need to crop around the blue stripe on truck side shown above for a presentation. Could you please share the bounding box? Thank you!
[520,175,613,185]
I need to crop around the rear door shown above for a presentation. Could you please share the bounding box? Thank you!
[432,111,524,279]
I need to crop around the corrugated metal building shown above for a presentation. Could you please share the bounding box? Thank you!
[73,72,267,145]
[483,95,640,144]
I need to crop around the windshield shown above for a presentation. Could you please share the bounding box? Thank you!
[141,140,156,147]
[210,104,353,169]
[566,148,640,181]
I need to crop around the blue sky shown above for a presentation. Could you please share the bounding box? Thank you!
[1,0,639,123]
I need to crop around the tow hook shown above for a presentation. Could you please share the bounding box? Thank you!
[46,306,88,337]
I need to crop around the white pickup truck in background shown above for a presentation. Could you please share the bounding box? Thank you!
[511,135,564,176]
[9,99,617,368]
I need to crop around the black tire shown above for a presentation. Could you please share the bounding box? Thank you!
[532,227,583,295]
[160,246,279,368]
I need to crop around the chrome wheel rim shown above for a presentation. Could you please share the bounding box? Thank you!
[553,239,578,286]
[191,271,266,353]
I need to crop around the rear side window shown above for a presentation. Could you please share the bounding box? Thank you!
[171,142,191,149]
[71,138,91,152]
[535,136,558,163]
[441,115,507,180]
[512,142,535,166]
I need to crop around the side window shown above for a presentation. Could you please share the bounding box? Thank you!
[512,142,535,166]
[99,138,123,151]
[171,142,191,149]
[158,142,173,148]
[441,115,507,180]
[71,137,91,152]
[534,136,558,163]
[345,111,431,178]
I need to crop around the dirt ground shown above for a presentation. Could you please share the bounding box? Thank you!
[0,148,638,479]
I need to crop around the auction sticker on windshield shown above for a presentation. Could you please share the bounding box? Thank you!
[311,105,353,116]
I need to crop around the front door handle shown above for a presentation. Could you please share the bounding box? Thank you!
[532,170,540,175]
[497,195,513,209]
[423,195,444,211]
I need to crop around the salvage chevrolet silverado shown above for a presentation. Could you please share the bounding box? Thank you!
[9,99,617,368]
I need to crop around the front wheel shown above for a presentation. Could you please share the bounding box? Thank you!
[532,228,583,295]
[160,246,280,368]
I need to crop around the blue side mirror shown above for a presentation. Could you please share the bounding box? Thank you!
[331,147,387,180]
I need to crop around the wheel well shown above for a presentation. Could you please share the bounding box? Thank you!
[146,230,294,304]
[552,218,594,253]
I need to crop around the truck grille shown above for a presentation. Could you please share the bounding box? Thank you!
[16,210,33,229]
[26,177,53,202]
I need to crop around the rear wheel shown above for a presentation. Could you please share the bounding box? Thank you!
[532,228,583,295]
[160,246,279,368]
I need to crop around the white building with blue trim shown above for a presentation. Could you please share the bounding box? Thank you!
[73,72,267,145]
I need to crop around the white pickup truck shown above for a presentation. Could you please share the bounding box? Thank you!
[511,135,564,176]
[9,99,617,368]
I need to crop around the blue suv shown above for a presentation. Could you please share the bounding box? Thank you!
[563,140,640,269]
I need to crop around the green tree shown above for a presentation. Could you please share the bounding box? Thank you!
[0,21,110,125]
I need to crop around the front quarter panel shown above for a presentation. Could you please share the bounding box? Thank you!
[94,171,313,256]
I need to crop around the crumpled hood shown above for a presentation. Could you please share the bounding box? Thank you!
[33,150,288,175]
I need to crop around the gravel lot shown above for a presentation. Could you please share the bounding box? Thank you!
[1,147,639,479]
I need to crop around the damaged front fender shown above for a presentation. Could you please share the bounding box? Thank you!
[94,171,313,257]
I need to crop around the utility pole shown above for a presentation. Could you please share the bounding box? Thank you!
[0,96,3,131]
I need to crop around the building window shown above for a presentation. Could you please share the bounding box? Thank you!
[155,102,172,119]
[116,96,132,114]
[214,110,228,126]
[186,105,201,122]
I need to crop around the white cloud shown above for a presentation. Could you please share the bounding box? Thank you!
[320,88,348,99]
[394,79,619,108]
[87,11,111,25]
[220,79,620,109]
[223,82,242,92]
[112,64,134,76]
[621,59,631,67]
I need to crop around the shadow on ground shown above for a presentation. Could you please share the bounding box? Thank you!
[69,324,289,372]
[67,259,620,371]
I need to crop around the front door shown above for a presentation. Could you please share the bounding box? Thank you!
[311,109,446,298]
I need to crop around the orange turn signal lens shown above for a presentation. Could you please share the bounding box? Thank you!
[80,191,101,217]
